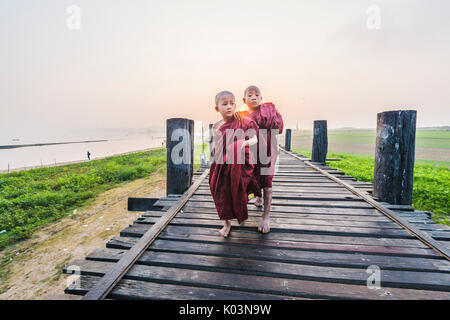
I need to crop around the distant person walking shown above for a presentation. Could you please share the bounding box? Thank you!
[87,151,91,160]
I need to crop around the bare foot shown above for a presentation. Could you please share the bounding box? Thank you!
[219,221,231,237]
[258,218,270,234]
[254,196,263,207]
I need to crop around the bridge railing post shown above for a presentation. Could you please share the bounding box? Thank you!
[166,118,194,195]
[312,120,328,163]
[209,123,214,161]
[373,110,417,205]
[285,129,292,151]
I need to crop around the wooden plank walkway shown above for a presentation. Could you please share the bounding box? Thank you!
[63,150,450,300]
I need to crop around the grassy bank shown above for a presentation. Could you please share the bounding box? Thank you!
[292,148,450,225]
[0,148,167,250]
[292,129,450,149]
[0,142,209,251]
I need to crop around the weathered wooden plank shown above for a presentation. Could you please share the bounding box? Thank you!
[198,188,360,198]
[183,202,383,216]
[381,203,415,211]
[197,186,356,195]
[193,195,372,207]
[187,198,374,210]
[118,224,430,248]
[143,210,393,222]
[213,181,368,188]
[256,177,360,183]
[125,218,414,239]
[137,214,402,230]
[134,217,413,239]
[274,170,347,175]
[265,174,356,180]
[107,232,437,258]
[83,249,450,291]
[65,262,450,300]
[103,237,450,273]
[193,191,364,202]
[197,185,354,193]
[269,172,354,179]
[66,272,292,300]
[200,181,351,188]
[152,199,180,207]
[127,197,162,212]
[415,225,450,232]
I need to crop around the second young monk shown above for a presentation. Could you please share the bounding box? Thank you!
[209,91,261,238]
[237,85,284,234]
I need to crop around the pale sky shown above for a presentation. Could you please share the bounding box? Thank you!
[1,0,449,138]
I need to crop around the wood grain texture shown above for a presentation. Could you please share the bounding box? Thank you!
[81,169,209,300]
[373,110,416,205]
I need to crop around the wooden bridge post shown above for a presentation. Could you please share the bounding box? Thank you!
[312,120,328,163]
[373,110,417,205]
[166,118,194,195]
[209,123,214,160]
[285,129,292,151]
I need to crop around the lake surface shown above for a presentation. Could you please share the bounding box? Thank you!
[0,125,209,171]
[0,136,164,171]
[0,126,171,171]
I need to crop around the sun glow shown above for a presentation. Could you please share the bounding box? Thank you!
[236,105,249,113]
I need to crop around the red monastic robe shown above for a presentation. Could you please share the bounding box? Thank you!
[247,102,284,188]
[209,117,262,224]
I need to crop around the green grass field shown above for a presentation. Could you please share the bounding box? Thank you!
[0,143,209,251]
[291,147,450,225]
[0,148,167,250]
[293,128,450,149]
[327,129,450,149]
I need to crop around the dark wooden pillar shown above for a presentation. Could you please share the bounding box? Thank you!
[285,129,292,151]
[209,123,214,160]
[373,110,417,205]
[166,118,194,195]
[312,120,328,163]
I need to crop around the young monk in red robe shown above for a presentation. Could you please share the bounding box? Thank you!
[209,91,261,237]
[236,85,284,234]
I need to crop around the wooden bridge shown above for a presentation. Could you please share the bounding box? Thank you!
[63,148,450,300]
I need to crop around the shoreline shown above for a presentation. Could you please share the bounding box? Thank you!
[0,147,163,174]
[0,139,108,150]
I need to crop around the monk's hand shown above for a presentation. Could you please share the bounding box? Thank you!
[240,140,248,151]
[233,111,245,121]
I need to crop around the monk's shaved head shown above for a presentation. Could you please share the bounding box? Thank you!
[215,90,235,106]
[244,85,261,97]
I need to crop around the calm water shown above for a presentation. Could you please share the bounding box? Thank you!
[0,129,167,171]
[0,137,166,171]
[0,127,208,171]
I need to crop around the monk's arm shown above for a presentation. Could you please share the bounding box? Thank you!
[243,135,257,148]
[272,106,284,134]
[242,127,258,149]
